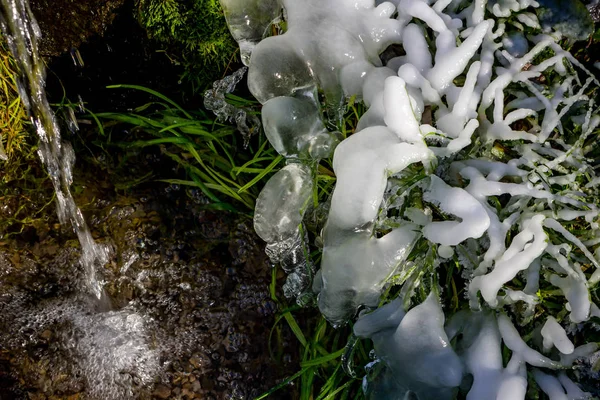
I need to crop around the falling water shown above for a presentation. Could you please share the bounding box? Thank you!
[0,0,107,299]
[0,4,165,398]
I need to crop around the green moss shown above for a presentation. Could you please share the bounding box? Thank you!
[0,38,55,239]
[136,0,239,91]
[0,37,30,162]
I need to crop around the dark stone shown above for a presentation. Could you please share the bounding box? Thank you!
[536,0,595,40]
[153,384,171,399]
[29,0,126,57]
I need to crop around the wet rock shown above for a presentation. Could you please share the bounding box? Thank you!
[29,0,126,57]
[153,384,171,399]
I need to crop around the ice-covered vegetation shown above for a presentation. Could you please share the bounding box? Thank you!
[221,0,600,398]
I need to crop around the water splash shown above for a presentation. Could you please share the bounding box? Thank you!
[60,305,161,399]
[0,292,161,400]
[0,0,107,299]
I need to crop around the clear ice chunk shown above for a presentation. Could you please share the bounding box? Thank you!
[315,125,432,324]
[316,226,417,325]
[262,96,339,159]
[253,162,313,244]
[219,0,282,65]
[248,35,317,104]
[247,0,403,111]
[355,293,463,400]
[353,297,406,338]
[265,228,314,300]
[255,163,315,300]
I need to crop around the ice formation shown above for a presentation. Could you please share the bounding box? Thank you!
[203,66,261,143]
[220,0,281,65]
[355,293,463,399]
[221,0,600,398]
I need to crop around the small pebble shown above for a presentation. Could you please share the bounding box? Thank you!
[153,384,171,399]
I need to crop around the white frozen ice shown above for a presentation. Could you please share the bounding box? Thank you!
[540,316,574,355]
[422,175,490,246]
[221,0,600,397]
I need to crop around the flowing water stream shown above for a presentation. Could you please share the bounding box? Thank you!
[0,1,162,397]
[0,0,107,300]
[0,3,291,398]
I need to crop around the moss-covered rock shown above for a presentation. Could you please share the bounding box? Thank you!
[136,0,239,91]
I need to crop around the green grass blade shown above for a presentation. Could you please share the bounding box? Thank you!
[315,365,343,400]
[184,146,247,202]
[269,265,278,302]
[254,369,305,400]
[232,157,278,175]
[301,367,316,400]
[224,92,260,107]
[158,122,218,140]
[93,112,154,127]
[252,134,271,158]
[83,108,105,136]
[121,137,192,147]
[181,125,233,137]
[283,312,308,348]
[300,348,345,368]
[237,155,283,194]
[231,167,274,174]
[132,101,167,113]
[107,84,193,119]
[321,380,354,400]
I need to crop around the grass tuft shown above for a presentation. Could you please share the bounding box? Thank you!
[0,38,29,161]
[91,85,283,211]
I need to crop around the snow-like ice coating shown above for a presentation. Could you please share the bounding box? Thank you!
[422,175,490,246]
[469,214,547,307]
[540,316,574,355]
[220,0,600,398]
